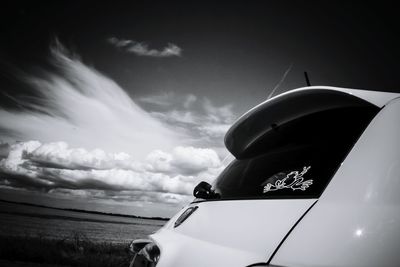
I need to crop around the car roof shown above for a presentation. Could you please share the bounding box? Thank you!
[225,86,400,158]
[240,86,400,119]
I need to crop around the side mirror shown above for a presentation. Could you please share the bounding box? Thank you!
[129,239,151,254]
[193,181,219,199]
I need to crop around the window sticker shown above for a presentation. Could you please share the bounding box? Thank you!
[263,166,313,193]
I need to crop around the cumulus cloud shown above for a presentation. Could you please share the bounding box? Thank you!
[0,141,225,205]
[28,142,138,170]
[0,41,181,159]
[108,37,182,57]
[146,146,221,175]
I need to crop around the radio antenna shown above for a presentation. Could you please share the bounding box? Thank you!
[304,71,311,86]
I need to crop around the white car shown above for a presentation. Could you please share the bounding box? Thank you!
[129,86,400,267]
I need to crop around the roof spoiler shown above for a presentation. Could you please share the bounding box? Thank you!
[225,87,399,159]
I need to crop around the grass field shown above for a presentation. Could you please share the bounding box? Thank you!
[0,233,132,267]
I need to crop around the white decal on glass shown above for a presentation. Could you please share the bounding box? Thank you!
[263,166,313,193]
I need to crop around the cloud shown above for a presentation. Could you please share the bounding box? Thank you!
[0,41,236,214]
[28,141,138,171]
[48,188,193,205]
[138,92,236,147]
[138,93,197,109]
[197,124,231,138]
[0,141,225,204]
[0,41,182,159]
[146,146,221,175]
[138,92,176,107]
[183,94,197,109]
[108,37,182,57]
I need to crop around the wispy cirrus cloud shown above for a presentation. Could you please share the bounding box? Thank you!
[107,37,182,57]
[0,41,181,158]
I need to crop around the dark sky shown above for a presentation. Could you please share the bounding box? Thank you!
[1,1,400,112]
[0,1,399,216]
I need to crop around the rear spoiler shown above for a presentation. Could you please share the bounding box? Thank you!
[225,86,400,159]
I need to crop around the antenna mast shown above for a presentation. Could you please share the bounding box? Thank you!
[304,72,311,86]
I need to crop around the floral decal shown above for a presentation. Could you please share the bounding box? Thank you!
[263,166,313,193]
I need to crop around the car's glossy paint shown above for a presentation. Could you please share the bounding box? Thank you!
[134,87,400,267]
[271,97,400,267]
[151,199,316,267]
[234,86,398,119]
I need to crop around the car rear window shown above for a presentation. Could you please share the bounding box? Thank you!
[212,106,378,199]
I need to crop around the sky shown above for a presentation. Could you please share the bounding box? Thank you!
[0,1,399,217]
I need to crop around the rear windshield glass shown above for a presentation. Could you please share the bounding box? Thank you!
[211,106,378,200]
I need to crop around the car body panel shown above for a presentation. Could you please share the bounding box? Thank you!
[151,199,316,267]
[270,97,400,267]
